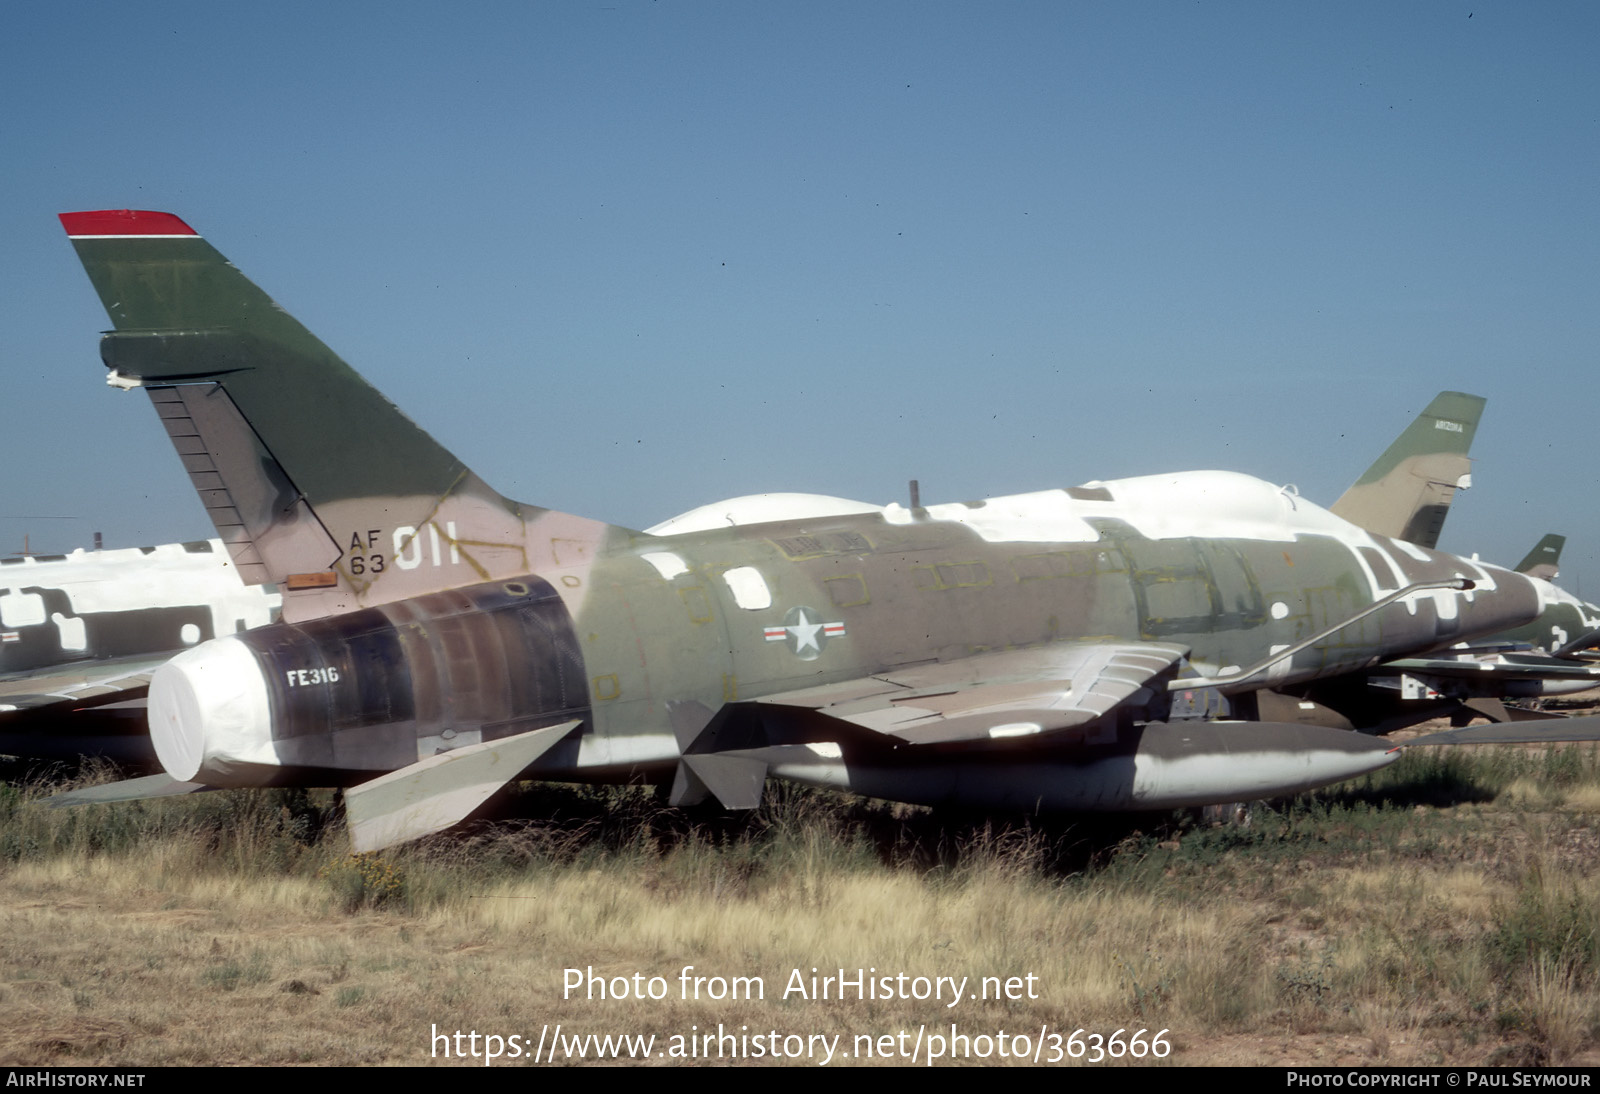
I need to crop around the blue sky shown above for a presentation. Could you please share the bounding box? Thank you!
[4,2,1598,591]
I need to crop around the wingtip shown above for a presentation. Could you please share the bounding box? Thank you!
[59,210,198,238]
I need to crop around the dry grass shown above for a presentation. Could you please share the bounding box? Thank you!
[1,739,1598,1066]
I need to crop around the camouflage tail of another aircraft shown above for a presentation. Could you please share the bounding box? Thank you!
[1329,390,1484,550]
[1514,534,1565,581]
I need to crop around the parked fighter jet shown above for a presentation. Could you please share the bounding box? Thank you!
[1495,535,1600,656]
[1296,401,1600,730]
[0,539,279,764]
[1362,561,1600,725]
[56,210,1596,850]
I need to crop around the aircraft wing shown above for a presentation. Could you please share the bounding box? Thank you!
[0,655,169,766]
[669,640,1192,808]
[1404,715,1600,746]
[750,640,1190,746]
[671,641,1418,811]
[0,653,165,713]
[1378,653,1600,685]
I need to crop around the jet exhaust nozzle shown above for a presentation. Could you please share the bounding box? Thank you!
[151,576,591,787]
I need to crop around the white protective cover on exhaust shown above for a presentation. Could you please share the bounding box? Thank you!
[148,636,276,782]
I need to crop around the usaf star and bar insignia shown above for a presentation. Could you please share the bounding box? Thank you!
[762,606,846,661]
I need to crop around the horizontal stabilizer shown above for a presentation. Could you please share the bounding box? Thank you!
[669,754,769,809]
[345,720,580,852]
[47,773,210,807]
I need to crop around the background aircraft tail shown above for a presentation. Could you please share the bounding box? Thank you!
[61,210,614,620]
[1513,533,1565,581]
[1329,390,1484,549]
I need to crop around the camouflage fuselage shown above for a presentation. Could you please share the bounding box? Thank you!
[57,213,1541,804]
[186,470,1540,788]
[1499,578,1600,654]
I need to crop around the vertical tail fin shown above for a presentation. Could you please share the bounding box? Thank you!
[61,211,616,620]
[1329,390,1485,549]
[1513,534,1565,581]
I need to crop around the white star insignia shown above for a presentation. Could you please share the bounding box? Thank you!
[788,609,823,653]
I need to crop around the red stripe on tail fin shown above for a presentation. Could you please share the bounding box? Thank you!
[59,210,198,237]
